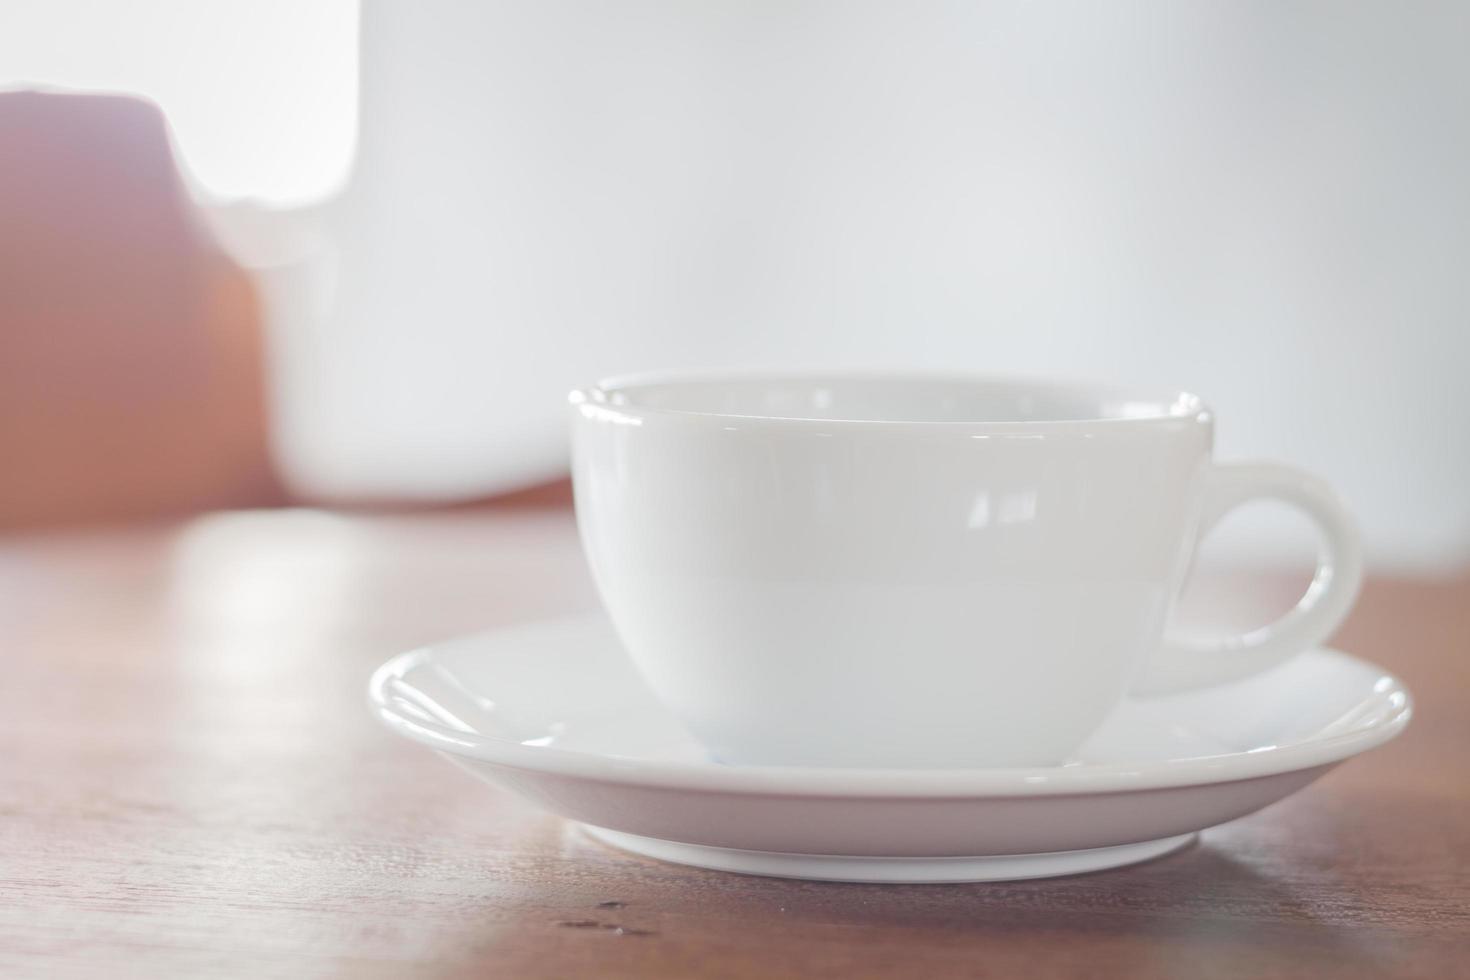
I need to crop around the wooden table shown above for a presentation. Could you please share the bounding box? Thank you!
[3,507,1467,979]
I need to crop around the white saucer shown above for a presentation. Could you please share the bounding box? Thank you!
[368,615,1411,883]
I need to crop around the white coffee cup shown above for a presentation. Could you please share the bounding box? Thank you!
[570,372,1362,769]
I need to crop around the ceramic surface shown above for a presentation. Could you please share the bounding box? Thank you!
[367,615,1410,881]
[570,372,1364,768]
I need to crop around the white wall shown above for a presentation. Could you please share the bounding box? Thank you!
[282,1,1467,572]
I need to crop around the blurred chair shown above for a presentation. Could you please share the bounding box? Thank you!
[0,91,284,528]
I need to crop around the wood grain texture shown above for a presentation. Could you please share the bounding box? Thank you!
[2,509,1466,979]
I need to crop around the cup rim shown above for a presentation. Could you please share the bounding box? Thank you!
[570,369,1210,432]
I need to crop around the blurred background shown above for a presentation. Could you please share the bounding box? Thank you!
[3,0,1467,577]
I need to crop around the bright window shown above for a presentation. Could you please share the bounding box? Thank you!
[0,0,358,205]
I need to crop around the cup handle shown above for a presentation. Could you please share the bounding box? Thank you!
[1132,462,1364,696]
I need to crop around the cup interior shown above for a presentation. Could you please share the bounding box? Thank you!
[594,374,1203,426]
